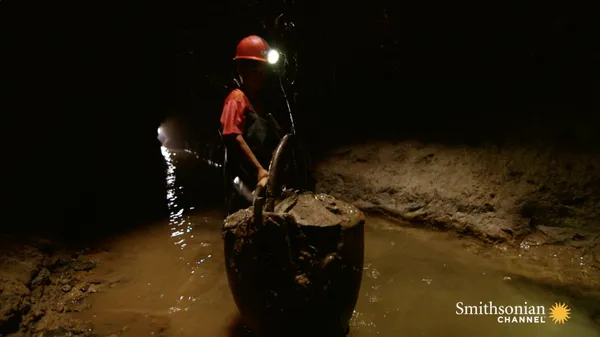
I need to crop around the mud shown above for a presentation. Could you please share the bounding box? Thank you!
[0,237,108,337]
[2,209,600,337]
[3,144,600,337]
[222,192,365,337]
[315,141,600,257]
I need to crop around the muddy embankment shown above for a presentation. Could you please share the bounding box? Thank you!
[314,127,600,269]
[0,237,109,337]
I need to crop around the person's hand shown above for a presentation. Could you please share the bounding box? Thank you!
[257,176,268,188]
[257,168,269,187]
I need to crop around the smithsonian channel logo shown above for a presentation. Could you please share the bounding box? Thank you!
[456,301,571,324]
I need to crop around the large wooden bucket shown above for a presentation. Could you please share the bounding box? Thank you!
[222,192,365,336]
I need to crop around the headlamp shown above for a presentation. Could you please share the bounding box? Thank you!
[267,49,280,64]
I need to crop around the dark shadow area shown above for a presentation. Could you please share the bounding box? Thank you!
[225,313,352,337]
[226,314,252,337]
[1,1,598,243]
[2,3,173,244]
[302,1,599,157]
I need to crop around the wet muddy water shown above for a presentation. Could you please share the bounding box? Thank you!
[74,147,600,337]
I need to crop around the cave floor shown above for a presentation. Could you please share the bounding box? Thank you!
[4,211,598,337]
[3,146,600,336]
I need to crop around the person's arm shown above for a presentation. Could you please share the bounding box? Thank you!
[220,99,268,176]
[233,134,263,171]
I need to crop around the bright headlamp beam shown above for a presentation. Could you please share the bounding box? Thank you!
[267,49,280,64]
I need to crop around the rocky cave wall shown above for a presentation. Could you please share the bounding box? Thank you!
[315,138,600,247]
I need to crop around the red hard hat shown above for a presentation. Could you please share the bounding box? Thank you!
[234,35,270,62]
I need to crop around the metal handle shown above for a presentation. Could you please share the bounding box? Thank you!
[265,133,294,212]
[253,183,265,225]
[252,133,294,223]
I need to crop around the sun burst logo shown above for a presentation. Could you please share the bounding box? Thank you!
[549,302,571,324]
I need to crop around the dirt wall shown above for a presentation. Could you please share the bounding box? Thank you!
[315,140,600,264]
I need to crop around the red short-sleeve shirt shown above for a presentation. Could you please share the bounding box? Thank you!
[220,89,250,136]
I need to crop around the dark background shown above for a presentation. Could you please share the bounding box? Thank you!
[1,1,598,239]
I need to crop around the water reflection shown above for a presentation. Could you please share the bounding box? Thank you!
[350,222,600,336]
[161,146,195,250]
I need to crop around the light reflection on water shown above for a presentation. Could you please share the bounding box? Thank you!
[161,146,195,250]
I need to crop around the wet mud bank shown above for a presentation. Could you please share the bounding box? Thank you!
[315,140,600,266]
[0,236,108,337]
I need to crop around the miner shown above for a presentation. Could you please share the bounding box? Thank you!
[220,35,282,213]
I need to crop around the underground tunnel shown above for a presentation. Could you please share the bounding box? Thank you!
[2,1,600,336]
